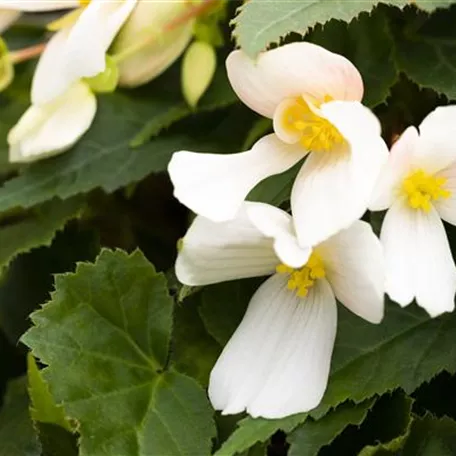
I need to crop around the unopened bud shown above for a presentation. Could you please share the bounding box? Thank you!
[0,38,13,93]
[181,40,216,108]
[112,0,195,88]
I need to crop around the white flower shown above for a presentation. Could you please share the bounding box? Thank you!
[8,82,96,163]
[31,0,137,105]
[7,0,136,162]
[370,106,456,317]
[169,42,388,247]
[176,202,384,418]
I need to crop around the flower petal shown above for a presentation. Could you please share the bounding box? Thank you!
[0,9,19,32]
[168,134,307,222]
[381,200,456,317]
[291,101,388,247]
[64,0,137,79]
[31,28,71,105]
[226,42,363,118]
[32,0,136,104]
[175,203,278,286]
[369,126,418,211]
[208,273,337,418]
[8,82,96,163]
[319,220,384,323]
[415,105,456,174]
[0,1,78,11]
[434,163,456,226]
[246,202,311,268]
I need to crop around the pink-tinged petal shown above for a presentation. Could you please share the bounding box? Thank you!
[226,42,364,118]
[246,202,311,268]
[175,203,278,286]
[381,200,456,317]
[319,220,384,324]
[168,134,308,222]
[369,127,418,211]
[292,101,388,247]
[414,105,456,174]
[209,274,337,418]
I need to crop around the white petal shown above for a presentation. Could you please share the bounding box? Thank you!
[168,134,308,222]
[0,1,78,11]
[8,82,96,163]
[32,28,75,106]
[246,202,311,268]
[369,127,418,211]
[64,0,137,78]
[381,200,456,317]
[291,101,388,247]
[208,274,337,418]
[415,105,456,174]
[226,42,363,118]
[175,203,278,286]
[0,9,19,32]
[318,220,384,323]
[32,0,136,104]
[434,163,456,226]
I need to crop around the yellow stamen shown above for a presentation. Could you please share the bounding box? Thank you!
[276,252,326,298]
[402,169,451,212]
[279,96,345,152]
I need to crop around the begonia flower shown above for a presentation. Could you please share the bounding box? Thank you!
[370,105,456,317]
[176,202,384,418]
[169,42,388,247]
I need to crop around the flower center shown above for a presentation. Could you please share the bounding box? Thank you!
[276,252,326,298]
[402,169,451,212]
[79,0,91,5]
[277,97,345,152]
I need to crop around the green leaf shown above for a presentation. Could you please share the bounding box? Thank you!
[27,353,71,431]
[357,392,414,456]
[401,415,456,455]
[288,399,375,456]
[35,423,79,456]
[21,249,216,456]
[214,414,306,456]
[0,377,40,456]
[394,5,456,100]
[233,1,453,58]
[0,222,99,344]
[247,163,299,208]
[172,293,221,387]
[0,197,84,272]
[0,64,237,212]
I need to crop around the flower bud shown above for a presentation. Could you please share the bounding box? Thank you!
[112,0,194,88]
[0,37,13,92]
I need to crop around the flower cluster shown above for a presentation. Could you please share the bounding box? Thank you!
[0,0,198,162]
[169,42,456,418]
